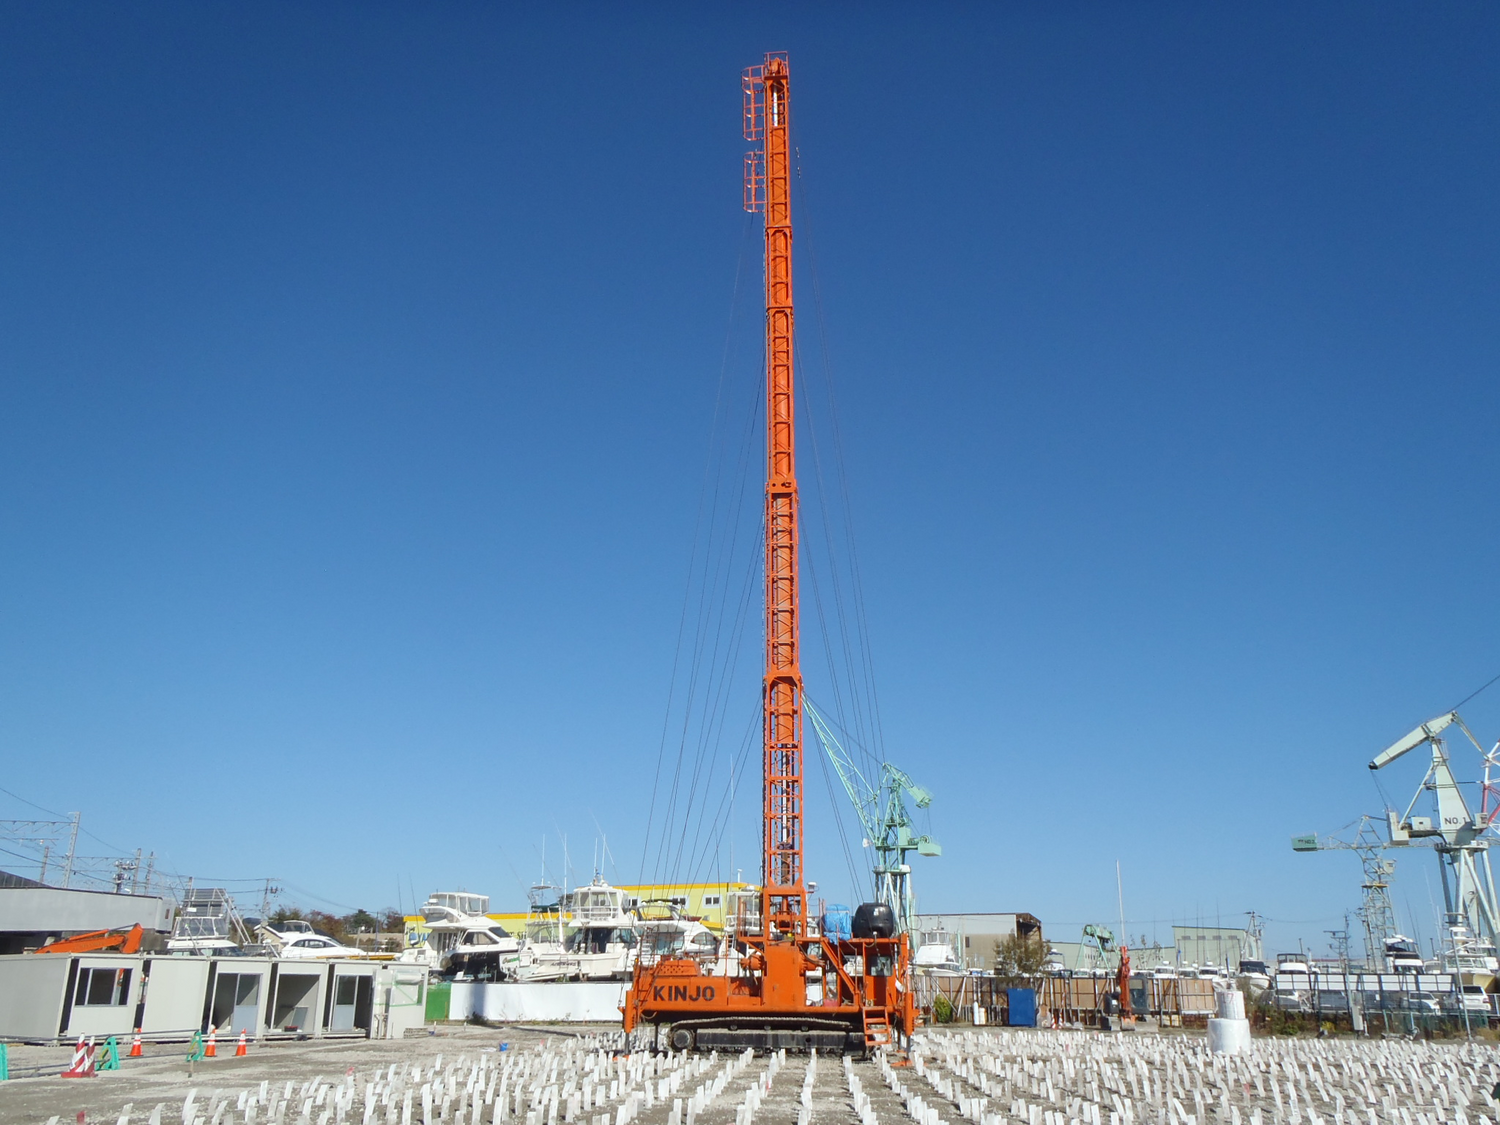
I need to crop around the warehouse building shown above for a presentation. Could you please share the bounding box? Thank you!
[913,912,1043,972]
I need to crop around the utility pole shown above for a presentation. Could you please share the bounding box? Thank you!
[1244,911,1265,961]
[62,812,80,889]
[258,879,282,923]
[1325,922,1351,971]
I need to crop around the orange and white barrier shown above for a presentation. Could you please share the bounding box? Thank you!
[61,1036,95,1078]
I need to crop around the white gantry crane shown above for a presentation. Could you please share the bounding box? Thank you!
[1368,710,1500,947]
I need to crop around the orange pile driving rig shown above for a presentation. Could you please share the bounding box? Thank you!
[621,53,916,1056]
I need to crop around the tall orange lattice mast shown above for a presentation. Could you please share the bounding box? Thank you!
[621,52,914,1055]
[746,52,805,940]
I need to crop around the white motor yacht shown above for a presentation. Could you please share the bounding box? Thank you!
[559,879,639,980]
[168,888,250,954]
[1441,927,1498,991]
[413,890,521,972]
[256,917,316,953]
[1384,935,1424,974]
[1236,958,1271,994]
[636,900,720,969]
[278,933,367,960]
[912,927,965,976]
[502,886,570,982]
[1274,953,1313,1006]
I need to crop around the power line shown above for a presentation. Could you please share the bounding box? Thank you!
[1452,670,1500,713]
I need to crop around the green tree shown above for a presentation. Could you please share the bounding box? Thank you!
[993,933,1049,982]
[343,909,378,934]
[305,910,346,941]
[379,908,406,933]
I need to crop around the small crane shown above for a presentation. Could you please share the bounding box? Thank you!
[1292,814,1399,969]
[806,701,940,936]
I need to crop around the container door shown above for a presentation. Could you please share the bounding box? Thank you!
[232,974,260,1034]
[353,975,374,1032]
[210,973,239,1031]
[272,974,320,1032]
[330,974,358,1031]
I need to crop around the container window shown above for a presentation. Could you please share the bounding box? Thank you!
[76,968,131,1006]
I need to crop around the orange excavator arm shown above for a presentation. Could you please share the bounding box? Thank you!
[30,924,144,955]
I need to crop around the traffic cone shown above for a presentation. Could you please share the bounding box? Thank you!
[61,1035,94,1078]
[128,1028,143,1058]
[204,1026,217,1058]
[234,1030,248,1057]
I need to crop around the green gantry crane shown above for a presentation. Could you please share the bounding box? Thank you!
[805,700,940,935]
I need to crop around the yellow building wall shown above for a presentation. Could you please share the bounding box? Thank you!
[616,882,756,930]
[406,882,758,945]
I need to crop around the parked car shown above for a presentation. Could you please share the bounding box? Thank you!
[1397,992,1441,1013]
[1270,988,1308,1013]
[1445,986,1490,1013]
[1314,990,1349,1011]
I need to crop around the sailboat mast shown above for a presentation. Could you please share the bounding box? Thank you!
[745,53,803,938]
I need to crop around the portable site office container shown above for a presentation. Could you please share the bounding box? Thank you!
[0,953,73,1041]
[377,964,427,1040]
[0,953,386,1044]
[61,954,140,1039]
[264,961,378,1038]
[325,963,376,1033]
[141,956,213,1037]
[0,953,151,1042]
[200,958,274,1037]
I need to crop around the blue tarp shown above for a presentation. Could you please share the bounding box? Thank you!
[821,905,852,941]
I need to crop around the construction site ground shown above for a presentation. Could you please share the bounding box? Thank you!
[0,1023,902,1125]
[1,1023,1491,1125]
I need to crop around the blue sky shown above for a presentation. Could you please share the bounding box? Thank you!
[2,3,1498,958]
